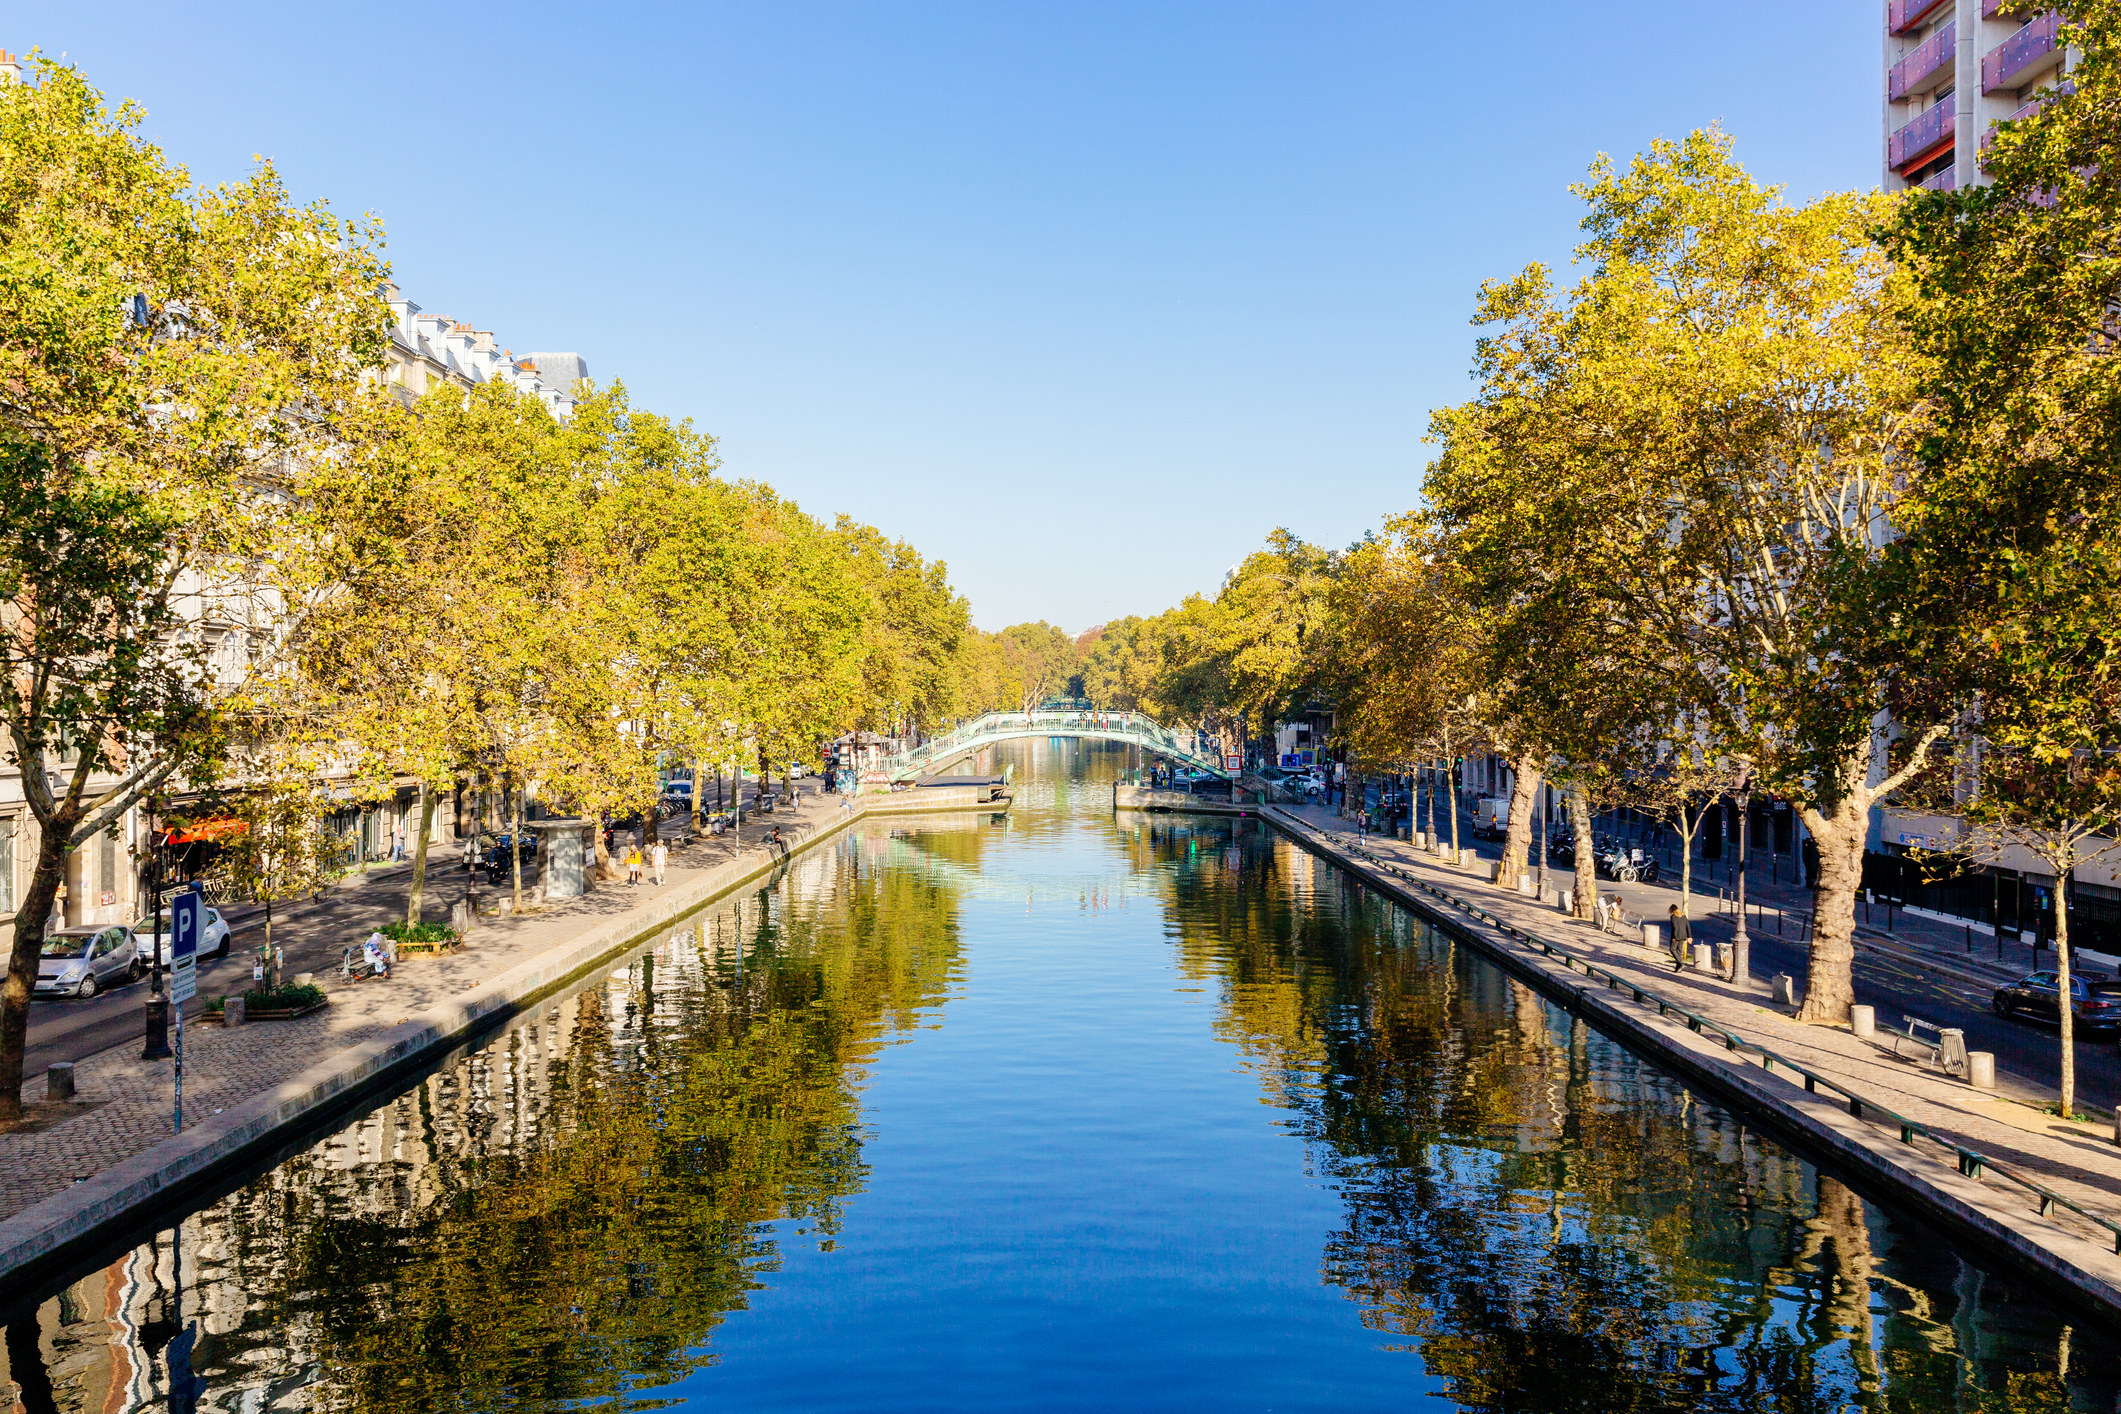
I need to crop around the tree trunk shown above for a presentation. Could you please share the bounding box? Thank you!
[1794,796,1869,1024]
[0,818,77,1121]
[1675,805,1697,920]
[2055,869,2075,1119]
[1568,787,1598,920]
[264,898,278,991]
[690,756,704,834]
[1499,754,1542,890]
[509,778,524,913]
[406,783,436,928]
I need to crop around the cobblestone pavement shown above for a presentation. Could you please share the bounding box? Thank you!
[1277,803,2121,1251]
[0,793,837,1222]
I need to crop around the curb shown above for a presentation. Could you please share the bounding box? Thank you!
[1260,808,2121,1329]
[0,791,1005,1292]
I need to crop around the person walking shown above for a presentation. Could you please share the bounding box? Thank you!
[1667,904,1693,972]
[650,839,668,886]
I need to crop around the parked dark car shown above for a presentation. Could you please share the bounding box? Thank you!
[1991,970,2121,1031]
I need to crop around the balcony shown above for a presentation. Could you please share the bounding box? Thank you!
[1920,164,1958,191]
[1888,100,1957,169]
[1889,21,1956,99]
[1889,0,1953,35]
[1983,11,2064,93]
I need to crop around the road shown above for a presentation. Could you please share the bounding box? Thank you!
[23,781,792,1078]
[1378,797,2121,1110]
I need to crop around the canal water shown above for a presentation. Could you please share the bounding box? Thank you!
[4,742,2115,1412]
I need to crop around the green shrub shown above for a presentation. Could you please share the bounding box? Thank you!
[244,982,326,1011]
[201,994,225,1013]
[381,921,455,944]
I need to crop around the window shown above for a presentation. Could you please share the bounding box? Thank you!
[99,826,118,907]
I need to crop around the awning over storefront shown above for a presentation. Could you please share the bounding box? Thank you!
[163,817,248,844]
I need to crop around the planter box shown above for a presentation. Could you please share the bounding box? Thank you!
[243,1000,328,1021]
[394,937,456,956]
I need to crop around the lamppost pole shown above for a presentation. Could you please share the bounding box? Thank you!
[141,803,171,1061]
[1731,776,1753,986]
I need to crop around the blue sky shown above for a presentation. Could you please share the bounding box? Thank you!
[16,2,1879,632]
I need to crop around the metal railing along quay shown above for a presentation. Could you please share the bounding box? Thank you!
[1276,811,2121,1256]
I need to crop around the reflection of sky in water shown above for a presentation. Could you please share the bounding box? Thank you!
[4,738,2111,1414]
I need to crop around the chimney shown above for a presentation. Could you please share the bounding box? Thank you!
[0,50,23,85]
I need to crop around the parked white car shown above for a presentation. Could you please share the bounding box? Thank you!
[135,906,234,964]
[35,925,140,999]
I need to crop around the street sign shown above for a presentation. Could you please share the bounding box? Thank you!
[170,891,200,1004]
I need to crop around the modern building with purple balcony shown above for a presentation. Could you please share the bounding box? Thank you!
[1883,0,2073,193]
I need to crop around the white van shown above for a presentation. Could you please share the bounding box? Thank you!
[1473,796,1509,838]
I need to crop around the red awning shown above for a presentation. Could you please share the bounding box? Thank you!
[164,818,248,844]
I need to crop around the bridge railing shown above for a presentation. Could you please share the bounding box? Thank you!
[878,710,1228,780]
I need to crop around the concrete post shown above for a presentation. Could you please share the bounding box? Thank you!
[1850,1004,1876,1039]
[225,995,245,1027]
[1966,1050,1995,1089]
[45,1061,75,1103]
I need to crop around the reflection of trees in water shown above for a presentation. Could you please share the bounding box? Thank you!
[1156,826,2108,1412]
[2,836,967,1414]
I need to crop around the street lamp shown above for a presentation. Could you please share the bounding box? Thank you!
[1730,776,1754,986]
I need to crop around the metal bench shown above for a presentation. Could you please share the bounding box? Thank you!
[1894,1014,1969,1078]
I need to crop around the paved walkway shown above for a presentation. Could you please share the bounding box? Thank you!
[0,793,843,1222]
[1278,803,2121,1258]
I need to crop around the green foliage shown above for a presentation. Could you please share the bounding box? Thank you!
[243,981,326,1011]
[380,920,455,945]
[0,51,391,1117]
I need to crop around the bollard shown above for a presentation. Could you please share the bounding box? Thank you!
[1967,1051,1995,1089]
[1850,1004,1876,1039]
[225,995,245,1027]
[1642,922,1662,952]
[1693,942,1715,972]
[1772,974,1796,1007]
[45,1061,75,1104]
[1561,888,1573,914]
[1518,876,1536,897]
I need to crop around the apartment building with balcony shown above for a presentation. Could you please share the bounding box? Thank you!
[1884,1,2074,194]
[381,282,587,419]
[1875,7,2118,954]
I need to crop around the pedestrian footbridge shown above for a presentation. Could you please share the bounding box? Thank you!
[881,710,1231,783]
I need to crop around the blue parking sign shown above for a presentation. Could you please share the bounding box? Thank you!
[171,891,201,959]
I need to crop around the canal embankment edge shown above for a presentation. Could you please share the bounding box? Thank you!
[1259,806,2121,1328]
[0,789,1007,1293]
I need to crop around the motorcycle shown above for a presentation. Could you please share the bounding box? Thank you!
[1596,842,1658,885]
[340,939,391,982]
